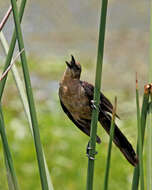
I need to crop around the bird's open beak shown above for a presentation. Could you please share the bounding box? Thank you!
[65,55,76,69]
[66,61,72,68]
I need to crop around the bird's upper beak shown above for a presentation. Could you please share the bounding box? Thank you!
[66,55,76,69]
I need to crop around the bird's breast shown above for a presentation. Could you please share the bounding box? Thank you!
[59,82,92,119]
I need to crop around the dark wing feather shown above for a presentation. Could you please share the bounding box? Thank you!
[80,81,116,117]
[60,99,101,143]
[81,81,138,166]
[98,110,138,166]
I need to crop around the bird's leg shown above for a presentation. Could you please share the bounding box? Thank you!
[86,141,98,160]
[91,100,100,110]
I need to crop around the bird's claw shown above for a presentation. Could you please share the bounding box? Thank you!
[86,141,91,155]
[87,155,95,160]
[86,141,98,160]
[91,100,99,110]
[87,146,92,150]
[86,151,98,160]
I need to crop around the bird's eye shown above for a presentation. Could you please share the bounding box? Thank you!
[74,64,81,70]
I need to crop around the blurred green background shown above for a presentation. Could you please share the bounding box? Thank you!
[0,0,150,189]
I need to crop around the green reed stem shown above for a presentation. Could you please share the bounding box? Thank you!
[0,104,19,190]
[103,97,117,190]
[136,82,144,190]
[10,0,49,189]
[146,94,152,190]
[147,1,152,188]
[132,85,149,190]
[86,0,108,190]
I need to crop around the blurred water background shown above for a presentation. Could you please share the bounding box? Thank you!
[0,0,150,189]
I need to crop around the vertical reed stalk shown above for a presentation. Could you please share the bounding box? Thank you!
[10,0,49,189]
[132,84,150,190]
[147,1,152,188]
[103,97,117,190]
[146,93,152,190]
[0,104,19,190]
[86,0,108,189]
[136,78,144,190]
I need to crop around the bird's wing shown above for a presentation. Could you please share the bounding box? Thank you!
[60,99,101,143]
[81,81,138,166]
[80,81,118,117]
[60,99,91,136]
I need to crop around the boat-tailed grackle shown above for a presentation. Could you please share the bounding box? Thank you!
[59,55,138,166]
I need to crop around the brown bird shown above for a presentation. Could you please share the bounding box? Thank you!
[59,55,138,166]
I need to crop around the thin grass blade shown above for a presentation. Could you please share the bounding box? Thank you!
[132,83,150,190]
[0,5,12,31]
[4,150,15,190]
[147,1,152,188]
[0,104,19,190]
[146,94,152,190]
[136,78,144,190]
[0,0,27,100]
[103,97,117,190]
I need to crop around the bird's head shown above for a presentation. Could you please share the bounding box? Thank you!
[65,55,81,79]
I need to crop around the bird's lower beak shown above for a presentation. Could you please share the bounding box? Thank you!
[65,55,76,69]
[66,61,72,68]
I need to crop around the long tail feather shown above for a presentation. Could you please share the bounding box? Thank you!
[99,112,138,166]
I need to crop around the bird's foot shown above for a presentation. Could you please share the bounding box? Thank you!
[87,155,95,160]
[91,100,99,110]
[86,141,98,160]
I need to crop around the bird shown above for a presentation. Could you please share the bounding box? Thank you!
[58,55,138,167]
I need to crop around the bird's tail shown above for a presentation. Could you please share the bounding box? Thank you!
[99,112,138,167]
